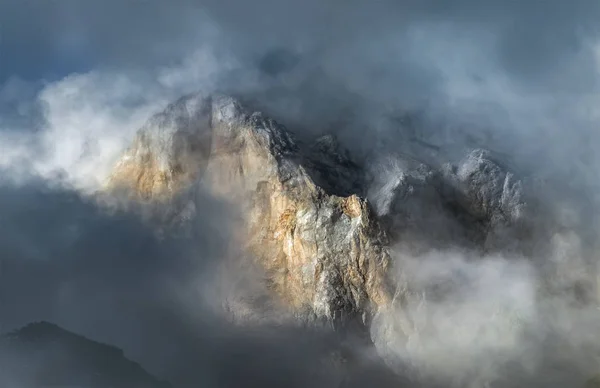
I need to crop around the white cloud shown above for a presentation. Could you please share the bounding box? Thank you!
[0,45,238,192]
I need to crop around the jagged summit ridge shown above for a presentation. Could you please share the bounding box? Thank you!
[109,93,393,328]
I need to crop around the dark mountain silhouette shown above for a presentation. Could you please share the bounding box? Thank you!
[0,321,170,388]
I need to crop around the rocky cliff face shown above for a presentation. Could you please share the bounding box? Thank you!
[107,90,534,319]
[109,94,392,329]
[107,92,535,382]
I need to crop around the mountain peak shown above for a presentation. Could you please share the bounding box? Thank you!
[104,91,537,385]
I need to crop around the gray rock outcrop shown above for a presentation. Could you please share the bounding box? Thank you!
[442,149,529,252]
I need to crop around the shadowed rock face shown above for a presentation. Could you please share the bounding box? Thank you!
[0,322,170,388]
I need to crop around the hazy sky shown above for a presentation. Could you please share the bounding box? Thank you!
[3,0,600,170]
[3,1,600,387]
[2,1,599,85]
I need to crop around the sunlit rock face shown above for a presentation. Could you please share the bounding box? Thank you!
[109,93,392,330]
[109,93,213,200]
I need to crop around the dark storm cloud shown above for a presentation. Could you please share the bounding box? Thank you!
[0,178,228,362]
[3,0,600,88]
[0,0,217,81]
[4,0,600,145]
[0,178,280,384]
[0,178,406,388]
